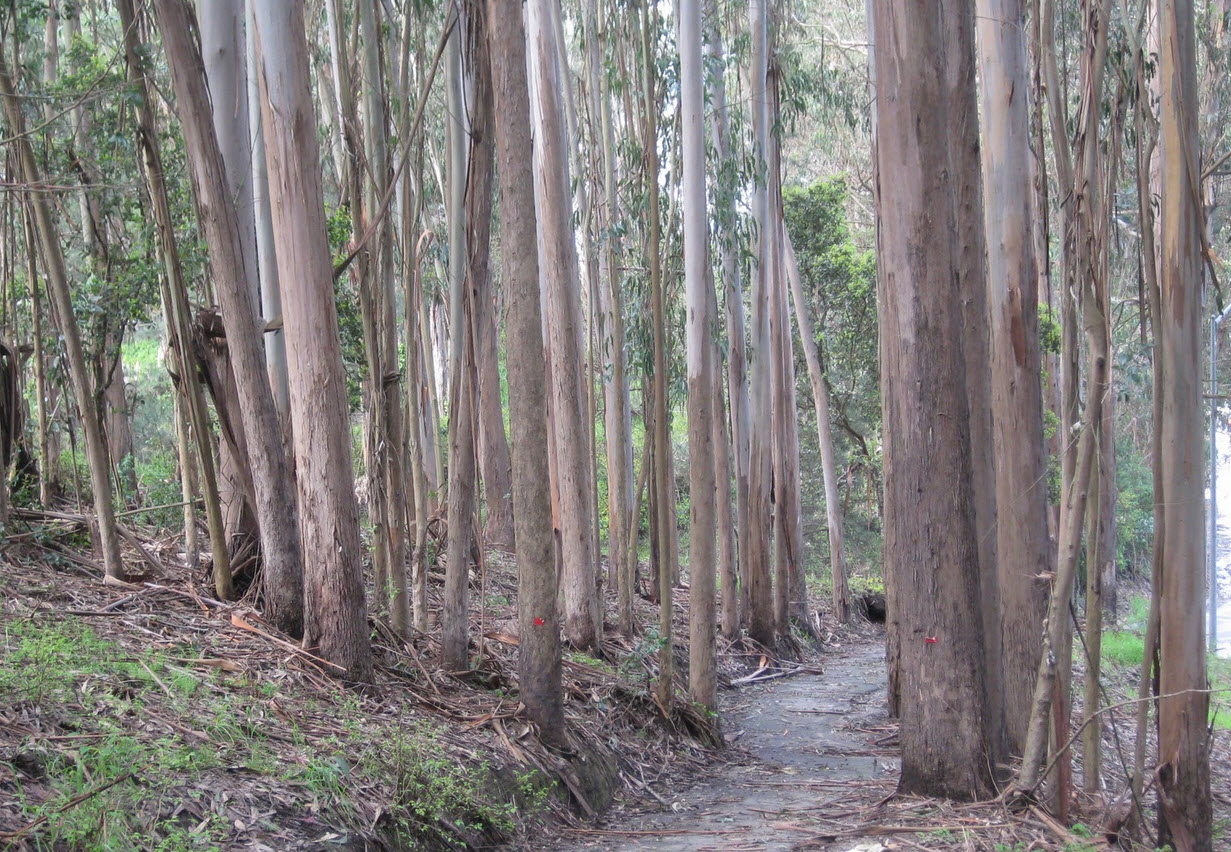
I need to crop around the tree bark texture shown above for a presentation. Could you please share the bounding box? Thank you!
[872,0,997,800]
[251,0,371,680]
[487,0,565,743]
[975,0,1051,755]
[529,0,601,650]
[155,0,305,637]
[1156,1,1212,846]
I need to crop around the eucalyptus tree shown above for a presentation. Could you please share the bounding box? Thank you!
[1156,1,1212,845]
[200,0,260,549]
[1019,0,1116,796]
[117,0,234,602]
[152,0,305,637]
[680,0,717,711]
[488,0,565,743]
[639,0,674,704]
[746,0,776,648]
[250,0,371,681]
[529,0,601,649]
[974,0,1050,755]
[0,52,123,581]
[706,3,749,639]
[872,0,998,799]
[585,0,635,634]
[359,0,411,637]
[783,235,848,623]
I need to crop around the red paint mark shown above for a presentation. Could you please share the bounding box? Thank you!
[534,617,546,627]
[924,636,938,644]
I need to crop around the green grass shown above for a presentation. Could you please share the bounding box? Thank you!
[1099,595,1231,731]
[1,616,549,850]
[1101,629,1145,668]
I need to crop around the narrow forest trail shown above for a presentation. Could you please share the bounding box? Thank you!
[552,635,895,852]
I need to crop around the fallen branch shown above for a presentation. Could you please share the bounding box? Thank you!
[229,612,346,674]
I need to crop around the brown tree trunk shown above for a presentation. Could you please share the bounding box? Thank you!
[872,0,997,800]
[746,0,776,648]
[487,0,565,743]
[707,5,748,640]
[681,0,716,712]
[975,0,1051,756]
[465,6,514,555]
[529,0,601,650]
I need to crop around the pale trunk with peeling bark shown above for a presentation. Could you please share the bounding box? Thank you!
[681,0,716,712]
[1156,2,1211,846]
[251,0,371,680]
[244,0,289,430]
[975,0,1051,755]
[586,0,635,634]
[783,235,848,624]
[746,0,775,648]
[639,0,673,703]
[442,11,476,671]
[530,0,600,649]
[708,6,748,639]
[155,0,304,636]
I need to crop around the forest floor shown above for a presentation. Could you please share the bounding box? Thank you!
[2,513,1230,851]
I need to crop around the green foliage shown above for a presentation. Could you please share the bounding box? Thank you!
[1038,304,1063,355]
[1115,436,1156,576]
[783,178,881,575]
[357,721,521,843]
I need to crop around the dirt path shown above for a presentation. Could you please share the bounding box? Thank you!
[554,636,895,852]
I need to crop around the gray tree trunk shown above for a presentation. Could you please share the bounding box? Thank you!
[251,0,372,680]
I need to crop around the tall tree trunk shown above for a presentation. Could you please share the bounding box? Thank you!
[244,0,289,431]
[0,54,123,581]
[746,0,776,647]
[784,235,848,624]
[587,0,635,635]
[530,0,601,649]
[681,0,716,712]
[465,3,514,554]
[707,5,750,638]
[251,0,372,680]
[639,0,673,703]
[872,0,996,800]
[360,0,411,636]
[487,0,565,744]
[1156,1,1212,846]
[153,0,304,637]
[442,7,476,672]
[975,0,1051,755]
